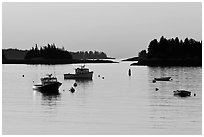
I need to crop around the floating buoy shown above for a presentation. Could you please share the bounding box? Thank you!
[102,77,104,79]
[98,75,100,77]
[73,83,77,87]
[128,69,131,76]
[155,88,159,91]
[194,93,196,96]
[22,75,24,77]
[70,87,75,93]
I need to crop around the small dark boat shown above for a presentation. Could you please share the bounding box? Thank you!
[154,77,172,81]
[173,90,191,97]
[33,74,62,94]
[73,83,77,87]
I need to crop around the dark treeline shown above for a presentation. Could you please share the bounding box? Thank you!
[71,51,108,60]
[2,44,117,64]
[24,44,109,60]
[25,43,72,60]
[3,48,28,60]
[2,51,7,61]
[138,36,202,59]
[133,36,202,66]
[2,51,8,64]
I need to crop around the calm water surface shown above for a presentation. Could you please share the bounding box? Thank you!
[2,62,202,134]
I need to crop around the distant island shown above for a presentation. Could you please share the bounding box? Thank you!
[2,43,117,64]
[130,36,202,66]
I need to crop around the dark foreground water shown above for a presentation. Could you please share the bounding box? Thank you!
[2,62,202,134]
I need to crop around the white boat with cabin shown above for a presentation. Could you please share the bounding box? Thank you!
[64,65,93,79]
[33,74,62,93]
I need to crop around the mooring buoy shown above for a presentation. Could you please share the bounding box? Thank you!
[70,87,75,93]
[128,69,131,76]
[73,83,77,87]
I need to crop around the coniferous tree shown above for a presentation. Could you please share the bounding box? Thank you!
[25,44,72,60]
[145,36,202,59]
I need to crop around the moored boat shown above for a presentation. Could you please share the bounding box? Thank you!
[64,65,93,79]
[154,76,172,81]
[173,90,191,97]
[33,74,62,94]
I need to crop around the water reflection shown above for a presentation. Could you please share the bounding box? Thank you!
[148,66,202,94]
[73,79,93,96]
[33,90,61,108]
[75,79,93,87]
[41,92,61,106]
[147,66,202,134]
[3,64,202,134]
[63,79,93,95]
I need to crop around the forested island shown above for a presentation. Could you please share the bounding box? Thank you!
[131,36,202,66]
[2,44,116,64]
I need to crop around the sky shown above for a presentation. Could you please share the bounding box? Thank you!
[2,2,202,59]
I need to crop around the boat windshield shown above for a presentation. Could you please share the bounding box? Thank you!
[42,78,57,82]
[41,74,58,85]
[75,68,89,74]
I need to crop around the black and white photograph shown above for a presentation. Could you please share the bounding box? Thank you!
[2,1,202,135]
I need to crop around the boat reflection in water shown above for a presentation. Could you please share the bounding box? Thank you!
[73,79,93,95]
[75,79,93,83]
[72,79,93,92]
[75,79,93,86]
[33,88,61,109]
[41,92,61,107]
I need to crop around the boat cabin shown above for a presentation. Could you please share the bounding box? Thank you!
[41,74,58,85]
[75,66,90,74]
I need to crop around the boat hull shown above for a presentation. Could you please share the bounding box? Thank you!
[64,72,93,79]
[33,82,62,94]
[173,90,191,97]
[154,77,172,81]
